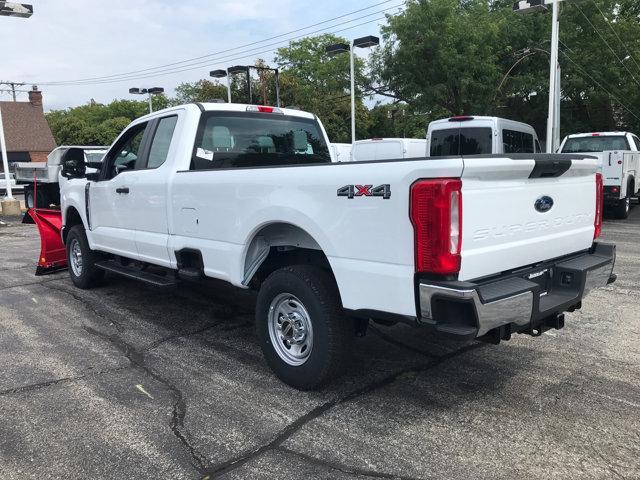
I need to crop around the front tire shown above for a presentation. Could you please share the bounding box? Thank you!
[256,265,352,390]
[66,225,105,289]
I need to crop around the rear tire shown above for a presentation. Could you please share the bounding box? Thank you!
[256,265,352,390]
[611,195,630,219]
[66,225,105,289]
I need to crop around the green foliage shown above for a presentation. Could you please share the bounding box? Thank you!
[275,34,371,142]
[173,79,228,104]
[45,3,640,148]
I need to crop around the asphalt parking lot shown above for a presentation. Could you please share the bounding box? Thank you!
[0,210,638,480]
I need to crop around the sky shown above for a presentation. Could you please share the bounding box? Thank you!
[0,0,403,111]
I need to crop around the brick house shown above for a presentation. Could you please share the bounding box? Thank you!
[0,88,57,168]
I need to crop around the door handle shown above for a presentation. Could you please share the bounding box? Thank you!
[115,187,130,194]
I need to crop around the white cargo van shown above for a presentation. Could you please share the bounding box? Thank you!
[427,116,542,157]
[351,138,427,162]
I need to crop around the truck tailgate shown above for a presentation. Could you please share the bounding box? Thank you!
[459,154,598,281]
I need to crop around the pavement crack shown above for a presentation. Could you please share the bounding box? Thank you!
[0,365,130,397]
[0,277,62,291]
[202,342,485,479]
[42,282,126,332]
[83,325,211,475]
[276,446,431,480]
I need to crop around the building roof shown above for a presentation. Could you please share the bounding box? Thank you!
[0,101,57,152]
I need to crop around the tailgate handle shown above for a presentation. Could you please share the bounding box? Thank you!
[528,158,572,178]
[608,152,612,166]
[115,187,129,194]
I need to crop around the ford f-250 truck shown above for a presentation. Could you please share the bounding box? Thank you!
[559,132,640,219]
[58,103,616,389]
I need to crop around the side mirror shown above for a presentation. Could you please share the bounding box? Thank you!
[60,148,87,179]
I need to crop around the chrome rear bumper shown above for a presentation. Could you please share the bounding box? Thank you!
[418,243,616,338]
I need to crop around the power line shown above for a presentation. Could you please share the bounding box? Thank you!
[558,40,640,124]
[590,0,640,77]
[573,2,640,89]
[34,1,402,86]
[34,13,398,87]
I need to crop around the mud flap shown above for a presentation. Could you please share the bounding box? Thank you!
[30,208,67,275]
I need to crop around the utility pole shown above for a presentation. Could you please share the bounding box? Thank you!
[0,81,26,101]
[513,0,568,153]
[0,2,33,216]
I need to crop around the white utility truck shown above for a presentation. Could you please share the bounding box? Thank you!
[350,138,428,162]
[559,132,640,219]
[59,103,615,389]
[329,142,352,162]
[427,116,542,156]
[14,145,107,208]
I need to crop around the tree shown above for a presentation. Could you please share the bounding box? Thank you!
[173,79,228,104]
[275,34,371,142]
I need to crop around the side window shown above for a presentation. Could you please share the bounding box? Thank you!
[631,135,640,151]
[503,129,534,154]
[146,116,178,169]
[104,123,147,179]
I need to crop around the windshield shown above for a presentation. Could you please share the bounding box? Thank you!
[430,127,493,156]
[562,136,630,153]
[192,112,330,169]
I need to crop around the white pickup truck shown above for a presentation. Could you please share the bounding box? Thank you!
[559,132,640,219]
[59,103,616,389]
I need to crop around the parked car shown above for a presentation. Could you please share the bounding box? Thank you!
[329,142,352,162]
[427,116,542,156]
[58,103,615,389]
[13,145,108,208]
[350,138,428,161]
[559,132,640,219]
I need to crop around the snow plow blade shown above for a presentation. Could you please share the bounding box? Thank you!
[29,208,67,275]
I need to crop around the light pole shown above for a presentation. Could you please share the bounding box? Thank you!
[0,2,33,215]
[129,87,164,113]
[326,35,379,144]
[513,0,566,153]
[210,69,232,103]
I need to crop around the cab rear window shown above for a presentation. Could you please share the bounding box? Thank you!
[191,112,331,169]
[430,127,492,156]
[562,136,630,153]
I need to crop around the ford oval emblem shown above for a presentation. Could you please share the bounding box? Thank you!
[535,196,554,213]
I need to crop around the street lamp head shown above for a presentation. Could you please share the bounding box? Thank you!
[0,2,34,18]
[513,0,547,13]
[210,69,227,78]
[353,35,379,49]
[129,88,141,95]
[228,65,249,74]
[147,87,164,95]
[325,43,350,56]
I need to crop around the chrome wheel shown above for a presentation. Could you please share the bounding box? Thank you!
[69,238,83,277]
[268,293,313,366]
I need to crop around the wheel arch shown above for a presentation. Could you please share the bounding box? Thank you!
[62,206,85,244]
[242,222,335,289]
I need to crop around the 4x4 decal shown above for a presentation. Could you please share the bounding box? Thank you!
[337,184,391,199]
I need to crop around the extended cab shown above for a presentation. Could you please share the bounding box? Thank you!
[559,132,640,219]
[59,103,616,389]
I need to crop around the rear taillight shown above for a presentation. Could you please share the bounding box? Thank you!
[594,173,603,239]
[410,179,462,275]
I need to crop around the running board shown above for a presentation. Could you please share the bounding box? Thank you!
[95,260,177,288]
